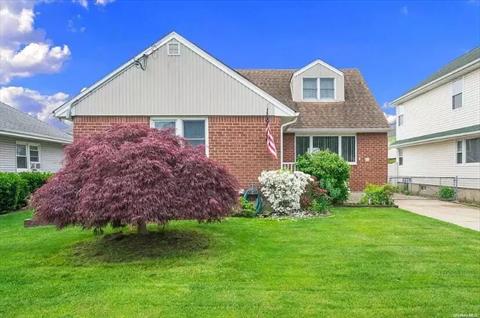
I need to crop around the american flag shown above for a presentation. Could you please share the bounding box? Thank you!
[265,108,277,159]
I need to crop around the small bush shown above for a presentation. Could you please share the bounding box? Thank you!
[259,170,312,215]
[300,177,331,214]
[296,151,350,203]
[0,173,28,212]
[438,186,455,201]
[360,184,395,206]
[19,172,53,194]
[232,197,256,217]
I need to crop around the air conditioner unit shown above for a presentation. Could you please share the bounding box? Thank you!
[30,162,41,171]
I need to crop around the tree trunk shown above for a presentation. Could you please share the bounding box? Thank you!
[137,221,148,234]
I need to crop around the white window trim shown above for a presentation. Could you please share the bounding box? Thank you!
[451,77,464,111]
[456,137,480,166]
[294,134,357,165]
[167,41,180,56]
[301,77,336,101]
[398,149,403,166]
[150,117,209,156]
[15,141,41,172]
[397,114,404,127]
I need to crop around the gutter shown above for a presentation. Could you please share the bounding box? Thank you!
[0,130,72,144]
[280,113,299,166]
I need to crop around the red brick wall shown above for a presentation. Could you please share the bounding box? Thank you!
[73,116,149,138]
[283,133,295,162]
[209,116,281,189]
[281,132,387,191]
[73,115,281,189]
[349,133,388,191]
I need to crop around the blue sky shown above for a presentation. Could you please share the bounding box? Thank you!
[0,0,478,127]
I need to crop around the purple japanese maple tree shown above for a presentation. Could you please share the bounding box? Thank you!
[32,124,239,233]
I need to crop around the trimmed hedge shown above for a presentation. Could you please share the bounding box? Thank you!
[360,183,395,206]
[0,172,53,212]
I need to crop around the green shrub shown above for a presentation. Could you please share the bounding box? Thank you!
[300,178,331,214]
[438,186,455,201]
[360,183,395,206]
[0,173,28,212]
[18,172,53,194]
[296,151,350,203]
[232,197,256,217]
[311,196,331,214]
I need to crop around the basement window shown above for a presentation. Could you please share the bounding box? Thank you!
[167,42,180,56]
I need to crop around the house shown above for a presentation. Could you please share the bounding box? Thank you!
[53,32,388,190]
[0,102,72,172]
[391,47,480,201]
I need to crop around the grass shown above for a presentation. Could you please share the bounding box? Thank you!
[0,208,479,317]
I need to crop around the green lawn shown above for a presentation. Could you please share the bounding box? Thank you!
[0,208,479,317]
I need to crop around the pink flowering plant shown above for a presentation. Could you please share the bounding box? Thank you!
[31,124,239,233]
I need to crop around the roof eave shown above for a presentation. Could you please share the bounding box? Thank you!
[391,59,480,106]
[0,130,72,144]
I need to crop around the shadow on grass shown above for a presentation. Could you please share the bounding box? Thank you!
[69,229,210,264]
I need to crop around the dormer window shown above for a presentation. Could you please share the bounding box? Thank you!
[302,77,335,100]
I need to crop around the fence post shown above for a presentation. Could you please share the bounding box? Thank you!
[454,176,458,201]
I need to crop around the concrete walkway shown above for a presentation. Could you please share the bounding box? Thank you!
[394,194,480,231]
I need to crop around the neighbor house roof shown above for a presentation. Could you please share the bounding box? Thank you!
[0,102,72,144]
[392,47,480,105]
[238,69,389,130]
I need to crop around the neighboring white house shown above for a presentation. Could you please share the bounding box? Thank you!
[0,102,72,172]
[391,47,480,201]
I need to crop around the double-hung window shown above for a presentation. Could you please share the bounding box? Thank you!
[151,118,207,153]
[302,78,335,100]
[456,141,463,164]
[398,149,403,166]
[397,114,404,127]
[452,78,463,109]
[456,138,480,164]
[16,143,40,171]
[295,135,356,163]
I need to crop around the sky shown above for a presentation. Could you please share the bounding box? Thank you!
[0,0,479,129]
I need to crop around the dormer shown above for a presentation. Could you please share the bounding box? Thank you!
[291,59,345,102]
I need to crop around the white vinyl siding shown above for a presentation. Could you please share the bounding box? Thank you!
[72,41,288,116]
[397,140,480,189]
[396,68,480,141]
[0,135,65,172]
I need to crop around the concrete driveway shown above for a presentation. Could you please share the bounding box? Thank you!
[394,194,480,231]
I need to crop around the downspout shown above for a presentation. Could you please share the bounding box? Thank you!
[280,112,299,167]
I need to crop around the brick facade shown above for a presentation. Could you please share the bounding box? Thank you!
[209,116,280,189]
[72,116,386,191]
[72,115,281,189]
[73,116,149,139]
[282,132,388,191]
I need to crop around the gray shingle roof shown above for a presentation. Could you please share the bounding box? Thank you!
[402,47,480,96]
[0,102,72,143]
[237,69,389,129]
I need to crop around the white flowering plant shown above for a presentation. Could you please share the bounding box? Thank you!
[258,170,312,215]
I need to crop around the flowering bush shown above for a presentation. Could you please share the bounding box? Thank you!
[32,124,239,233]
[300,177,331,214]
[258,170,312,215]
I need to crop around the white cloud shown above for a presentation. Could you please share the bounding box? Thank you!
[67,16,87,33]
[0,86,69,123]
[384,113,396,125]
[0,0,71,84]
[73,0,116,8]
[400,5,408,15]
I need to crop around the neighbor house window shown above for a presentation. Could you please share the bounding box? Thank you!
[295,135,356,163]
[398,149,403,166]
[151,118,207,152]
[16,143,40,171]
[452,78,463,109]
[303,78,335,100]
[303,78,317,99]
[398,114,404,126]
[456,141,463,164]
[466,137,480,163]
[320,78,335,99]
[16,144,27,170]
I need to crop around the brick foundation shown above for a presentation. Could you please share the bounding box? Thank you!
[281,132,387,191]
